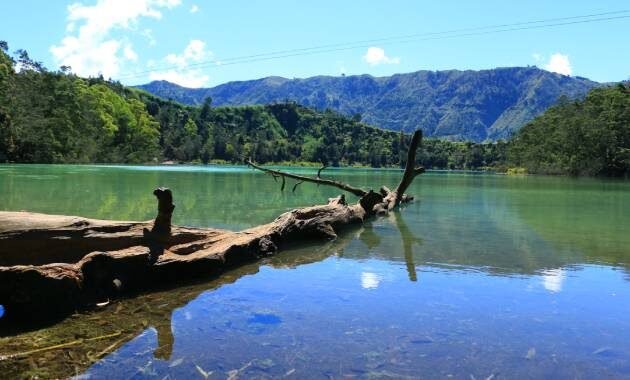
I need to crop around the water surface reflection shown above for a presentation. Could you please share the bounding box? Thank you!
[0,165,629,378]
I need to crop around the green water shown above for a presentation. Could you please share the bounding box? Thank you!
[1,164,630,379]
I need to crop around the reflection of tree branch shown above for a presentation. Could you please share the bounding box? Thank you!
[147,229,364,361]
[2,228,375,378]
[358,213,422,282]
[358,222,381,250]
[392,212,423,282]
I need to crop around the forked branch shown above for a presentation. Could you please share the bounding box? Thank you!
[394,129,425,203]
[246,160,368,197]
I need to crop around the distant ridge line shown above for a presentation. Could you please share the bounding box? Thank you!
[137,66,599,142]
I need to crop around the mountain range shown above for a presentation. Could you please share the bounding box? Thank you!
[137,67,599,141]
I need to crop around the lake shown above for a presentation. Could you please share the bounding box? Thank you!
[1,164,630,379]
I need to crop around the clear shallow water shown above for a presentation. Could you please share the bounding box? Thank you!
[1,164,630,379]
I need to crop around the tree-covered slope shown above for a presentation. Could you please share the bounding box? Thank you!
[509,84,630,176]
[0,42,506,170]
[138,67,598,141]
[0,43,399,166]
[0,46,161,163]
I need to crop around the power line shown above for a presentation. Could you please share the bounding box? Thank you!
[117,10,630,80]
[132,9,630,73]
[196,16,630,68]
[120,12,630,79]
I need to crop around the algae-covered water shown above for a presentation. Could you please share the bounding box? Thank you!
[1,164,630,379]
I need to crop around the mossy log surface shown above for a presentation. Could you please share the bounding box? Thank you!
[0,131,424,321]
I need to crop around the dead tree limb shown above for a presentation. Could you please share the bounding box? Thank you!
[246,160,367,197]
[373,130,425,214]
[394,129,425,202]
[248,130,424,215]
[0,130,425,321]
[143,187,176,263]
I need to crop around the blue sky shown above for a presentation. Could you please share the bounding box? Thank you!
[1,0,629,87]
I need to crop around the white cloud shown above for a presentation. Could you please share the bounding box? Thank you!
[544,53,572,76]
[190,4,199,13]
[148,70,209,87]
[51,0,182,78]
[532,53,543,62]
[361,272,382,289]
[123,45,138,61]
[149,39,211,87]
[362,47,400,66]
[165,39,207,66]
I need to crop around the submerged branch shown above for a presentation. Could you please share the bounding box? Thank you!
[0,331,123,360]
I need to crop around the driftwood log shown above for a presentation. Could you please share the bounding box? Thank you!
[0,131,424,322]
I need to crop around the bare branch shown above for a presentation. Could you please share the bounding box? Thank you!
[368,130,425,215]
[247,160,367,197]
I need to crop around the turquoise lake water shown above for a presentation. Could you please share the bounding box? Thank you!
[0,164,629,379]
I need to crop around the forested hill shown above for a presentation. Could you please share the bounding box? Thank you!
[509,83,630,177]
[138,67,598,141]
[0,43,509,169]
[0,50,382,164]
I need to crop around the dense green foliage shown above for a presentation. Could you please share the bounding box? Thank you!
[139,68,597,141]
[0,46,160,163]
[137,94,507,169]
[419,139,508,171]
[144,95,410,167]
[0,43,506,169]
[509,85,630,176]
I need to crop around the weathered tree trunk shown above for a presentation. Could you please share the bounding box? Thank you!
[0,131,424,321]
